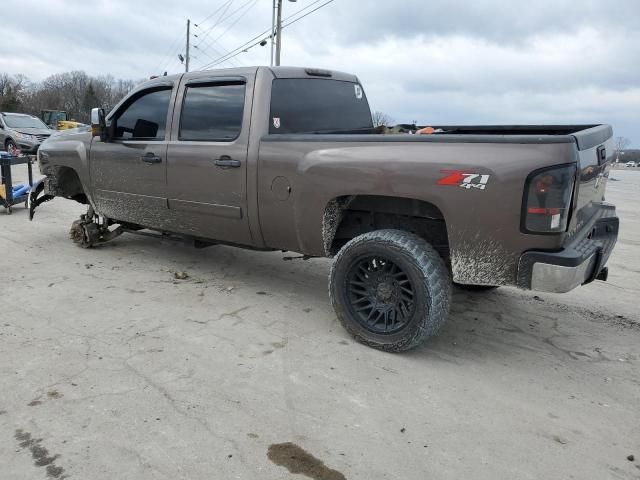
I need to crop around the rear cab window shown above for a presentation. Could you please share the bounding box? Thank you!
[269,78,373,134]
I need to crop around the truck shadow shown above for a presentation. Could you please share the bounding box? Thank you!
[412,287,636,364]
[110,235,635,364]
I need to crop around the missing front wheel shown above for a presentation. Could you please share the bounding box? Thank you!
[69,209,123,248]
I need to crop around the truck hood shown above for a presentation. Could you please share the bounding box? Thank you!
[49,126,92,138]
[43,128,92,143]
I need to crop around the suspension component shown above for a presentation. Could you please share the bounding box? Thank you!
[69,207,123,248]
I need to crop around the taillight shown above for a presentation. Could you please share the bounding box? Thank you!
[522,164,576,233]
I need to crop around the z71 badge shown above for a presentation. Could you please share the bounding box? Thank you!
[438,170,491,190]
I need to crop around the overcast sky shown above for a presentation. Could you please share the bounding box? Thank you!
[2,0,639,145]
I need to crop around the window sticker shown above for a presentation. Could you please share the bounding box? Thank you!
[273,117,281,129]
[354,84,363,100]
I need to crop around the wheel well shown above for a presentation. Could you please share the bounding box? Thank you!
[47,166,88,204]
[324,195,449,258]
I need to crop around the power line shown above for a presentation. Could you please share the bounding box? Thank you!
[195,0,234,27]
[158,40,187,74]
[199,0,236,44]
[152,23,189,74]
[195,0,256,47]
[282,0,335,29]
[208,0,259,45]
[194,46,241,68]
[192,0,257,68]
[198,1,325,71]
[198,0,336,70]
[194,39,242,67]
[279,0,325,25]
[195,0,258,65]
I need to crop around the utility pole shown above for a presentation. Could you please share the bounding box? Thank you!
[271,0,295,66]
[275,0,283,66]
[185,19,191,72]
[270,1,277,66]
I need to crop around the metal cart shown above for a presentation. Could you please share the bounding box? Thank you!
[0,154,34,215]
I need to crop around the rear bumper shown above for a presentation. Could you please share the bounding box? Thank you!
[517,209,618,293]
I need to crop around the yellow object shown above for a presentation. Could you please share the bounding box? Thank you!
[0,184,6,201]
[41,110,82,130]
[57,120,83,130]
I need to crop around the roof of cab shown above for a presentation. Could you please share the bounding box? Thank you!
[143,66,358,87]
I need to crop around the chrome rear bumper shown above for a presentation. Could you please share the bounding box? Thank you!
[517,213,618,293]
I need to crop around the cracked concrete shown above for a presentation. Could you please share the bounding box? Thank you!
[0,166,639,479]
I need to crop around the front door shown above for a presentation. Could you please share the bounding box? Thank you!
[90,85,174,229]
[165,74,253,245]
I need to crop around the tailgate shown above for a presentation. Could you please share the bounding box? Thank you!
[569,125,615,236]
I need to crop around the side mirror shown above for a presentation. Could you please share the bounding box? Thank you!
[91,107,108,141]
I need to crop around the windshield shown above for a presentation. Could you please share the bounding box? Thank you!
[3,114,49,129]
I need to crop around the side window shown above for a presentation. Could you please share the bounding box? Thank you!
[179,82,245,142]
[113,88,172,141]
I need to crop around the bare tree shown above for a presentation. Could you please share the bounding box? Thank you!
[1,70,142,123]
[372,111,395,127]
[0,73,27,111]
[614,136,631,162]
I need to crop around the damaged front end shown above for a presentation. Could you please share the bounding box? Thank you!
[29,149,89,220]
[27,177,54,220]
[31,145,124,247]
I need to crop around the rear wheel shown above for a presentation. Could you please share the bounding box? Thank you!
[329,229,451,352]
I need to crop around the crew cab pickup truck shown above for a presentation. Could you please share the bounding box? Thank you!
[34,66,619,352]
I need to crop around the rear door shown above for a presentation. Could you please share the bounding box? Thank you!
[165,73,253,245]
[90,83,176,229]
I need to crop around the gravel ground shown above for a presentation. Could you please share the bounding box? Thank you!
[1,166,639,480]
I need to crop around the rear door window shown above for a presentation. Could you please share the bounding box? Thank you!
[179,82,245,142]
[269,78,373,134]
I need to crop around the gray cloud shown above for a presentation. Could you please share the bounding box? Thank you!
[1,0,638,144]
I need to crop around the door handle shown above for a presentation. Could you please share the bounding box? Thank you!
[215,156,241,168]
[141,152,162,164]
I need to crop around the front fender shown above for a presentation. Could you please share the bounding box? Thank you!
[38,131,93,203]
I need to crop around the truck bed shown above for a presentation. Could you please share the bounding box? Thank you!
[266,124,612,152]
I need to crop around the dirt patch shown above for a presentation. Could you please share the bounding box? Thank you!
[14,429,67,478]
[47,390,63,399]
[268,442,346,480]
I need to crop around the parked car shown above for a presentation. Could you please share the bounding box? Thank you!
[625,161,637,167]
[0,112,52,154]
[33,66,619,352]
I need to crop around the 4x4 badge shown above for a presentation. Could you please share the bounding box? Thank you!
[438,170,490,190]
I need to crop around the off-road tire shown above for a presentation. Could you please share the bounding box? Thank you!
[329,229,451,352]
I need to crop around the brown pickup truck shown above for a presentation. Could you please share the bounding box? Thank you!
[33,66,619,352]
